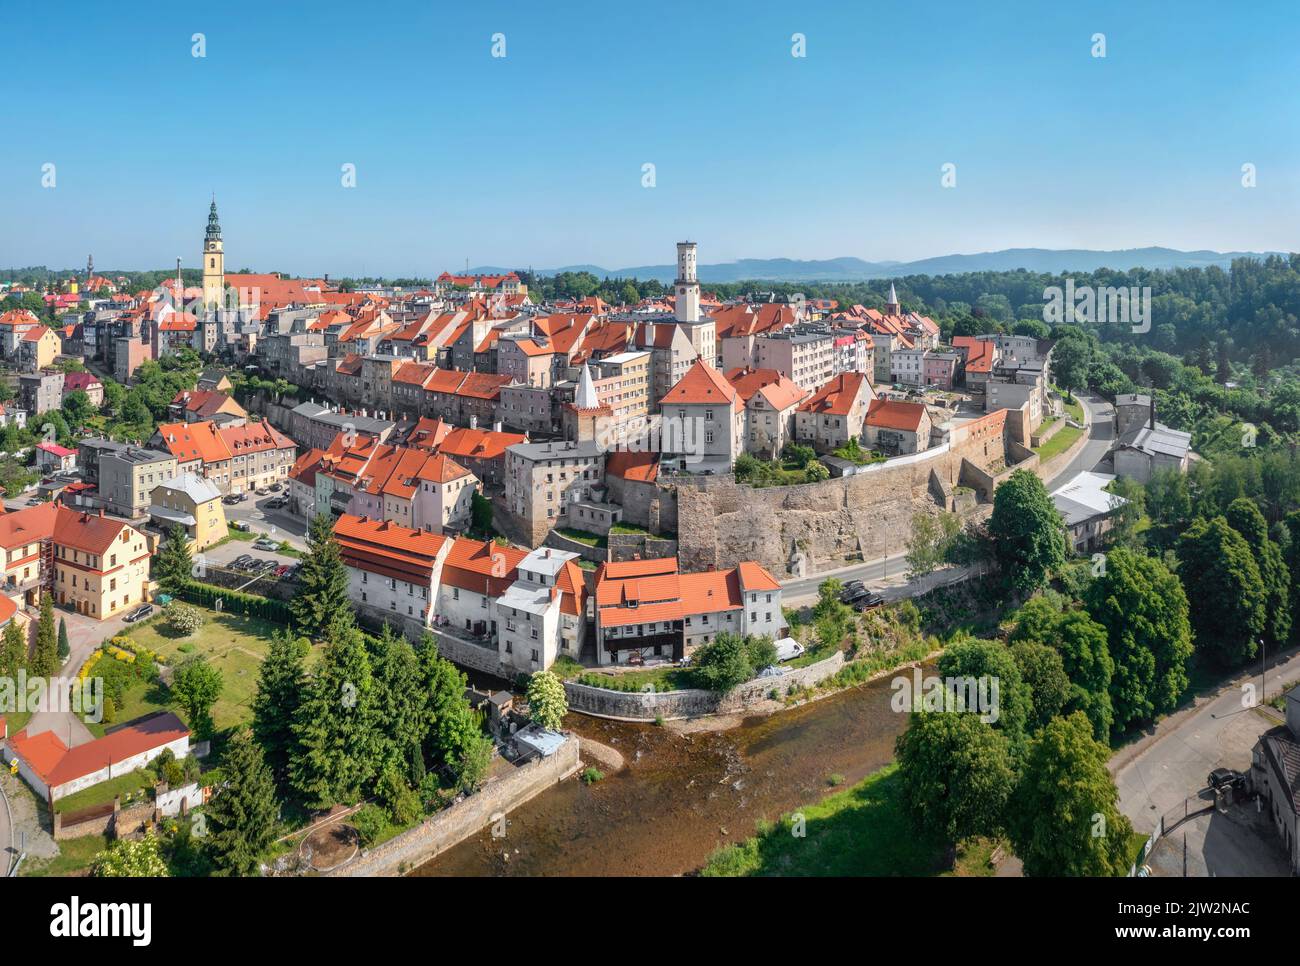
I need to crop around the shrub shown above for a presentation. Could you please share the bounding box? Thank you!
[580,767,605,785]
[351,805,388,847]
[166,604,205,637]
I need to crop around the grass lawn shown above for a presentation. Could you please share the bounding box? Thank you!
[1034,423,1084,462]
[120,606,291,730]
[209,525,256,550]
[554,527,607,548]
[1056,390,1085,423]
[53,768,154,815]
[609,521,651,536]
[21,832,110,877]
[701,764,951,876]
[575,665,698,693]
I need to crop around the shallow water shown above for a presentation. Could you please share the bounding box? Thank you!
[414,669,915,877]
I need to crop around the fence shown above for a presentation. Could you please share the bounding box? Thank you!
[1128,794,1217,876]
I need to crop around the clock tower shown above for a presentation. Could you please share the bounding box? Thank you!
[202,198,225,308]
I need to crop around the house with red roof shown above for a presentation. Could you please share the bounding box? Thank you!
[865,398,933,456]
[3,711,190,802]
[593,556,783,665]
[725,367,808,458]
[659,360,743,474]
[35,441,77,474]
[795,372,875,453]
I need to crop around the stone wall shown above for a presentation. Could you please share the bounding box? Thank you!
[329,736,581,876]
[607,532,678,563]
[564,651,845,721]
[665,409,1018,576]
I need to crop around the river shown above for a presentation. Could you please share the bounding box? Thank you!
[413,669,913,877]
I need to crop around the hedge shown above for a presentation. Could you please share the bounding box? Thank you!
[172,579,296,625]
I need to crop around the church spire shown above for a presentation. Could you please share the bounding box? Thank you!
[575,362,600,409]
[206,198,222,242]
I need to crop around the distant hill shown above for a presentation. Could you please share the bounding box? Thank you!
[470,247,1284,284]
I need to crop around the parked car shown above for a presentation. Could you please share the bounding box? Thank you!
[123,603,154,623]
[231,520,252,532]
[253,537,279,551]
[265,497,288,510]
[274,564,291,577]
[269,482,283,492]
[1208,768,1244,791]
[851,594,885,612]
[838,580,866,602]
[775,638,806,662]
[255,487,270,496]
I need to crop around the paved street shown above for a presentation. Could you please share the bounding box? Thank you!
[1044,393,1113,491]
[221,495,308,551]
[1113,648,1300,875]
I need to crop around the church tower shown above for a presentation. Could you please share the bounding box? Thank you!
[885,281,901,316]
[202,198,225,308]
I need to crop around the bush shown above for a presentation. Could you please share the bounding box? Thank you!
[166,604,205,637]
[172,579,295,624]
[580,767,605,785]
[351,805,388,847]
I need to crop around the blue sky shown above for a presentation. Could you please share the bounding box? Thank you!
[2,0,1297,276]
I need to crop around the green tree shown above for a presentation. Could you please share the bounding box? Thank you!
[895,710,1015,844]
[525,670,568,730]
[1008,596,1115,741]
[1085,548,1192,732]
[371,626,429,774]
[205,729,279,876]
[906,511,962,579]
[1177,516,1266,667]
[937,639,1032,752]
[251,629,309,787]
[172,655,223,740]
[30,593,57,677]
[1008,712,1134,877]
[1224,498,1290,646]
[63,389,94,426]
[1051,336,1094,399]
[0,619,26,678]
[290,624,380,808]
[989,470,1067,596]
[1009,639,1071,732]
[56,617,69,661]
[470,491,493,535]
[692,632,754,692]
[154,524,194,594]
[91,834,170,877]
[291,514,353,641]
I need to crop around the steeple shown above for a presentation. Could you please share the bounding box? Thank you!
[575,362,600,409]
[885,282,900,315]
[206,197,222,242]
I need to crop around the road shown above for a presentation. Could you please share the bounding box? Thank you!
[222,495,309,551]
[1113,646,1300,870]
[1044,392,1113,491]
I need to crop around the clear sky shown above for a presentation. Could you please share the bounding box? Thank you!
[3,0,1297,277]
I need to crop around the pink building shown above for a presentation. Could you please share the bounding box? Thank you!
[923,351,960,389]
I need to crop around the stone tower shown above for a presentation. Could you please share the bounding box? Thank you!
[202,198,225,308]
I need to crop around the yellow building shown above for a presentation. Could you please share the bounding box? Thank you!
[149,473,227,550]
[19,326,60,371]
[52,507,151,620]
[202,199,225,308]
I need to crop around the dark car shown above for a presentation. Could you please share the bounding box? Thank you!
[1208,768,1243,791]
[851,593,885,612]
[123,603,154,623]
[839,580,866,602]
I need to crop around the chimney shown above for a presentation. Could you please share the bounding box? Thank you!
[1149,399,1155,431]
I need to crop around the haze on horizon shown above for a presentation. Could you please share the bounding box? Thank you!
[2,0,1297,277]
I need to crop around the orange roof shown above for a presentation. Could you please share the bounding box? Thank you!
[52,506,138,557]
[0,502,58,550]
[334,513,449,583]
[725,367,806,411]
[505,337,553,358]
[436,427,525,462]
[953,336,996,374]
[0,310,39,327]
[737,560,781,592]
[661,361,738,407]
[798,372,871,417]
[866,398,927,432]
[21,327,52,342]
[288,448,327,487]
[414,453,472,484]
[455,372,511,400]
[604,450,659,483]
[442,536,527,596]
[219,422,294,455]
[10,712,189,788]
[156,421,231,464]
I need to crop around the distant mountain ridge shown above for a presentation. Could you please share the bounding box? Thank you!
[469,247,1284,284]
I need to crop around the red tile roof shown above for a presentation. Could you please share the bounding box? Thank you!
[661,361,738,407]
[10,712,189,789]
[866,398,927,432]
[798,372,871,417]
[604,450,660,483]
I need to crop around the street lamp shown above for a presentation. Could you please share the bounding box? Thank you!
[1260,636,1267,707]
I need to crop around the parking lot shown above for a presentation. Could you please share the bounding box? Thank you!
[198,535,301,593]
[219,489,309,551]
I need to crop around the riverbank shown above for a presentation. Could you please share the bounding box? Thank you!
[413,661,929,877]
